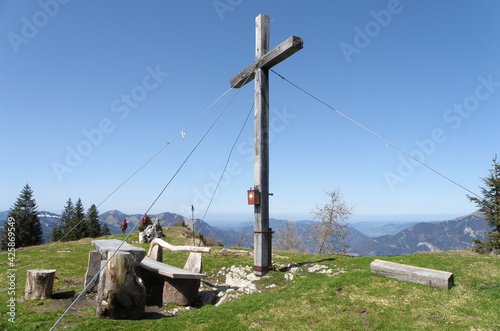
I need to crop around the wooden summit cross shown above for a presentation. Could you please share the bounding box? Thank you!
[230,14,303,276]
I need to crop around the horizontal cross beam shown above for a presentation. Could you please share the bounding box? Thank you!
[230,36,303,89]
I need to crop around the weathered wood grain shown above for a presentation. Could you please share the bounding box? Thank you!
[92,239,146,267]
[139,256,207,279]
[147,238,211,256]
[24,269,56,300]
[230,35,303,88]
[370,259,454,289]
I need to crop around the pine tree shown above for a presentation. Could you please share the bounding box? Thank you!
[59,198,75,241]
[72,198,86,240]
[468,155,500,254]
[1,184,43,250]
[101,223,111,236]
[50,226,63,242]
[53,198,74,242]
[85,204,101,238]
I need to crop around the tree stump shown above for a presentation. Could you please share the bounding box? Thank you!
[96,252,146,319]
[24,269,56,300]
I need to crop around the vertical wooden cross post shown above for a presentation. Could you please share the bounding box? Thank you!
[230,14,303,275]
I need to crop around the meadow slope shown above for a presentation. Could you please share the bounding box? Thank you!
[1,228,499,330]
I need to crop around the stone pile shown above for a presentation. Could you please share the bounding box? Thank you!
[139,219,164,244]
[199,265,264,307]
[190,262,346,309]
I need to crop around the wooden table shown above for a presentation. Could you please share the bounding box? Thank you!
[84,239,147,319]
[92,239,146,267]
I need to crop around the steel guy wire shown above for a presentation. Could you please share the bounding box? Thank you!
[200,103,255,224]
[19,87,234,279]
[51,71,254,330]
[270,69,480,198]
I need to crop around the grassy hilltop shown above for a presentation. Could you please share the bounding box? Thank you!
[1,226,499,330]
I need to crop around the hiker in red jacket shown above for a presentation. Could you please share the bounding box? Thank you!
[120,219,128,234]
[141,215,150,227]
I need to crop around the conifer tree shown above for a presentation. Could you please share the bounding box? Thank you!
[50,226,63,243]
[1,184,43,250]
[85,204,101,238]
[101,223,111,236]
[72,198,86,240]
[52,198,74,242]
[468,155,500,253]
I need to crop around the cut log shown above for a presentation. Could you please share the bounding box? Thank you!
[184,252,202,273]
[147,238,211,256]
[96,252,146,319]
[24,269,56,300]
[149,243,162,262]
[219,248,253,257]
[370,259,454,289]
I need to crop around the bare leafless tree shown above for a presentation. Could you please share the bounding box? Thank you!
[236,223,252,248]
[227,217,253,248]
[309,189,353,254]
[274,220,303,252]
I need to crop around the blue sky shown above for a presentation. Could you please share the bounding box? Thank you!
[1,0,499,225]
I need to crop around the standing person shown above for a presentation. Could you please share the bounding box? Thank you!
[120,219,128,234]
[141,215,150,227]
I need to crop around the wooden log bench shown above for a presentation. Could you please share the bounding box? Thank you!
[136,238,211,306]
[370,259,454,289]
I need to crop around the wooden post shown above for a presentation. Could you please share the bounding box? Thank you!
[24,269,56,300]
[230,14,303,276]
[84,251,101,293]
[253,14,271,276]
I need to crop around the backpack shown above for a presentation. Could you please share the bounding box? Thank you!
[120,219,128,229]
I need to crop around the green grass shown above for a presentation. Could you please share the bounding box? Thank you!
[1,229,499,330]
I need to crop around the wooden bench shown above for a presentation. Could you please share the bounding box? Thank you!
[136,238,211,306]
[370,259,454,289]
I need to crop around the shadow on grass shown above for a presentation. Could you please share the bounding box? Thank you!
[277,257,337,272]
[52,291,76,299]
[141,312,172,320]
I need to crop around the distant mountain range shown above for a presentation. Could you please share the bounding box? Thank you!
[0,210,490,256]
[349,221,419,237]
[346,212,489,256]
[98,210,244,247]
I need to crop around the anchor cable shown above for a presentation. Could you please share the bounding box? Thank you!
[200,102,255,224]
[20,87,234,278]
[51,72,253,330]
[270,69,480,198]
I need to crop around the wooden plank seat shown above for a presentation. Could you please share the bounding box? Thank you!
[136,238,211,306]
[139,256,207,279]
